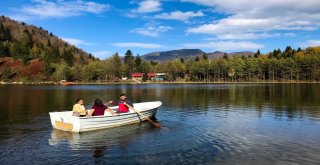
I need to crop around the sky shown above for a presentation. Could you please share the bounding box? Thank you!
[1,0,320,59]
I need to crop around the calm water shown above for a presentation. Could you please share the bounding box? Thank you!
[0,84,320,164]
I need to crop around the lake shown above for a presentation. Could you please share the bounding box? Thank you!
[0,84,319,164]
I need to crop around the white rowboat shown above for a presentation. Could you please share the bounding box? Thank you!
[49,101,162,132]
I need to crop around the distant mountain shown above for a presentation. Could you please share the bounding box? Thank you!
[142,49,254,61]
[142,49,205,61]
[207,51,254,59]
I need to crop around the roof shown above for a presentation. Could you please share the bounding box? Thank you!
[131,73,156,77]
[131,73,143,77]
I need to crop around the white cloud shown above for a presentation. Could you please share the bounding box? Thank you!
[136,0,162,13]
[283,33,296,37]
[182,41,264,51]
[131,24,172,37]
[62,37,93,46]
[184,0,320,39]
[303,40,320,47]
[113,42,163,49]
[154,11,204,22]
[17,0,109,18]
[92,50,111,59]
[216,33,280,40]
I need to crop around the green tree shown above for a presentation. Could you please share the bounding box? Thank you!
[0,23,12,42]
[124,50,134,63]
[180,57,184,63]
[150,60,158,66]
[0,42,9,56]
[52,64,72,81]
[284,46,294,58]
[1,66,14,81]
[124,50,135,77]
[63,49,74,66]
[223,53,228,59]
[297,47,302,52]
[202,53,208,60]
[109,53,123,79]
[71,64,84,81]
[135,54,142,72]
[254,49,261,58]
[142,72,148,82]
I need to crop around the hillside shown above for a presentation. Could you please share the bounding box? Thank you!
[0,16,96,81]
[207,51,254,59]
[142,49,205,61]
[142,49,254,61]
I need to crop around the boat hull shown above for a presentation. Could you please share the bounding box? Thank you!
[49,101,161,132]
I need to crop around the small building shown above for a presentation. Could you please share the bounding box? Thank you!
[131,73,157,81]
[155,73,166,81]
[147,73,156,80]
[131,73,144,81]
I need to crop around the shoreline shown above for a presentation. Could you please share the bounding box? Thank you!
[1,81,320,85]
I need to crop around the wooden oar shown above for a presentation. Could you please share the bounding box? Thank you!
[127,105,161,128]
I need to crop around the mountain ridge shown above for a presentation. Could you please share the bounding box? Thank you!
[142,49,254,61]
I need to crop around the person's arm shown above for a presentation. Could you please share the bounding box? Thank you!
[87,109,95,117]
[106,100,116,106]
[105,108,117,115]
[124,99,134,107]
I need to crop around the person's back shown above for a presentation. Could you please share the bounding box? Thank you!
[88,99,116,116]
[91,104,107,116]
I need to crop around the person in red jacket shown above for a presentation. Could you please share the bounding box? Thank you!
[88,99,116,116]
[109,94,133,113]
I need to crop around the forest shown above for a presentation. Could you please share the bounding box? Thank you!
[1,15,320,82]
[38,47,320,82]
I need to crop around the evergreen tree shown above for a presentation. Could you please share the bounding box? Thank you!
[63,49,74,66]
[180,57,184,63]
[297,47,302,52]
[284,46,293,58]
[0,23,5,41]
[195,56,200,61]
[46,39,51,47]
[124,50,134,64]
[4,27,12,41]
[223,53,228,59]
[142,72,148,82]
[1,66,14,81]
[0,42,9,56]
[124,50,135,77]
[202,53,208,60]
[10,43,24,60]
[80,54,85,65]
[110,53,123,78]
[135,54,142,72]
[254,49,261,58]
[0,23,12,42]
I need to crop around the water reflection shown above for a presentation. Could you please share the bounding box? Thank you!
[1,84,319,123]
[49,123,155,159]
[0,84,320,164]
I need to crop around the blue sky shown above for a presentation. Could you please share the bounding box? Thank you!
[1,0,320,59]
